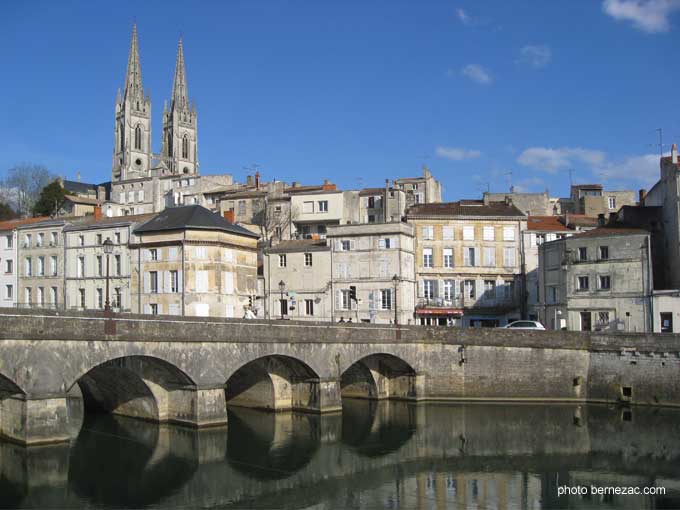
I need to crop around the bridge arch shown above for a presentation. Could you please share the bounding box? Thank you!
[70,355,196,422]
[0,372,25,397]
[225,355,322,412]
[341,353,417,401]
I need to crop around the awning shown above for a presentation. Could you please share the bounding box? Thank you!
[416,308,463,316]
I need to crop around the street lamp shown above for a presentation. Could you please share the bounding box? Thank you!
[278,280,286,320]
[103,238,114,311]
[392,274,399,325]
[554,309,562,330]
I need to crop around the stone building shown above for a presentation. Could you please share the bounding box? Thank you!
[327,222,416,324]
[63,213,155,311]
[358,185,407,224]
[561,184,637,216]
[538,228,653,332]
[393,166,442,207]
[0,217,49,308]
[485,190,555,216]
[406,200,527,327]
[262,239,332,320]
[130,205,259,317]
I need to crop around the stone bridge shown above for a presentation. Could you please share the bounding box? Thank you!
[0,308,679,445]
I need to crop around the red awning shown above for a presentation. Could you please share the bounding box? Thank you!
[416,308,463,316]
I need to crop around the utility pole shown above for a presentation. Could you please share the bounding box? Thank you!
[566,169,574,188]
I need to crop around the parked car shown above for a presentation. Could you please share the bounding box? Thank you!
[502,320,546,330]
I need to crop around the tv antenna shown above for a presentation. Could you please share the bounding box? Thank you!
[503,171,512,191]
[648,128,668,157]
[566,168,575,187]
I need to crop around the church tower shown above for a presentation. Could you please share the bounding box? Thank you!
[161,38,199,175]
[112,23,152,181]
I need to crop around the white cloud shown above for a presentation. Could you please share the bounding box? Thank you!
[456,8,471,24]
[602,0,680,33]
[435,146,482,161]
[598,154,660,186]
[518,45,552,68]
[461,64,492,84]
[517,147,606,173]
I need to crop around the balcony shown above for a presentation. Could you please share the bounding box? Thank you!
[417,294,519,311]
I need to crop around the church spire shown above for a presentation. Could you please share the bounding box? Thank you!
[124,23,144,101]
[171,37,189,110]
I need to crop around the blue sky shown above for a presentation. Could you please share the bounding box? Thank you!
[1,0,679,201]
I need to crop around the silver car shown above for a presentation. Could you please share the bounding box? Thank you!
[502,320,546,330]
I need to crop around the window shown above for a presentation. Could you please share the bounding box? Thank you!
[303,201,314,213]
[340,289,351,310]
[25,287,32,305]
[182,135,189,159]
[115,232,121,244]
[599,246,609,260]
[96,288,103,309]
[608,196,616,210]
[50,287,57,305]
[79,235,85,247]
[596,311,610,330]
[150,303,159,315]
[36,287,44,305]
[195,247,207,259]
[578,247,587,261]
[237,200,246,216]
[660,312,673,333]
[443,280,455,301]
[5,284,12,299]
[503,247,516,267]
[24,234,32,247]
[503,227,515,241]
[443,226,454,241]
[96,233,103,245]
[463,280,475,299]
[6,234,13,249]
[77,256,85,278]
[279,254,287,267]
[483,226,495,241]
[79,288,85,308]
[37,233,44,247]
[548,286,557,304]
[580,311,592,331]
[536,234,546,246]
[483,247,495,267]
[380,289,392,310]
[138,190,144,202]
[422,226,434,240]
[304,253,313,267]
[341,240,351,251]
[170,270,179,293]
[5,259,12,274]
[37,257,44,276]
[464,247,476,267]
[423,248,433,268]
[443,248,453,268]
[134,125,142,150]
[423,280,436,299]
[318,200,328,212]
[367,215,376,223]
[305,299,314,315]
[114,288,122,308]
[96,255,103,277]
[379,238,392,249]
[25,257,32,276]
[577,276,589,291]
[598,275,611,290]
[484,280,496,299]
[115,255,121,276]
[149,249,158,261]
[463,226,474,241]
[150,271,158,293]
[504,280,515,300]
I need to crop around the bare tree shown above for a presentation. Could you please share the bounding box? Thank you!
[1,164,55,216]
[252,197,298,243]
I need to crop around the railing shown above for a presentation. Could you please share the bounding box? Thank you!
[14,303,130,313]
[416,295,518,309]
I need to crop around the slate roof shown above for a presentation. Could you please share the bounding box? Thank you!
[569,227,649,239]
[265,239,329,253]
[407,201,525,218]
[63,213,157,232]
[134,205,259,238]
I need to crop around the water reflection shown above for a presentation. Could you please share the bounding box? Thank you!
[1,402,680,509]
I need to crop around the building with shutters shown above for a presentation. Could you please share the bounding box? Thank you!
[262,239,332,321]
[406,199,527,327]
[63,213,155,311]
[130,205,259,317]
[326,222,415,324]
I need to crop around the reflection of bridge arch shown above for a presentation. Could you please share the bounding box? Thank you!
[341,353,417,401]
[71,355,196,423]
[226,355,323,412]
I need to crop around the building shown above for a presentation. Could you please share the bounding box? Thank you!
[538,228,653,332]
[485,189,555,216]
[562,184,637,217]
[523,216,575,321]
[393,166,442,207]
[0,217,49,308]
[358,185,407,224]
[130,205,259,317]
[327,222,416,324]
[406,200,526,327]
[63,212,155,311]
[263,239,332,321]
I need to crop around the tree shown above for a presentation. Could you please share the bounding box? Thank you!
[252,198,298,243]
[0,202,18,221]
[1,164,54,216]
[32,180,66,217]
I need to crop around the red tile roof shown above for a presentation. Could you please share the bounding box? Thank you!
[527,215,573,232]
[0,216,52,231]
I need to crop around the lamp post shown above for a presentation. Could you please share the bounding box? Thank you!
[278,280,286,320]
[392,274,399,325]
[103,238,114,311]
[554,308,562,330]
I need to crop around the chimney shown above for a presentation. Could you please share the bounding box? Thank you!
[76,171,81,183]
[322,180,336,191]
[482,192,490,206]
[292,181,300,188]
[639,188,647,205]
[223,210,235,223]
[384,179,389,221]
[672,143,678,164]
[255,171,260,190]
[597,213,606,227]
[94,205,102,220]
[246,175,255,186]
